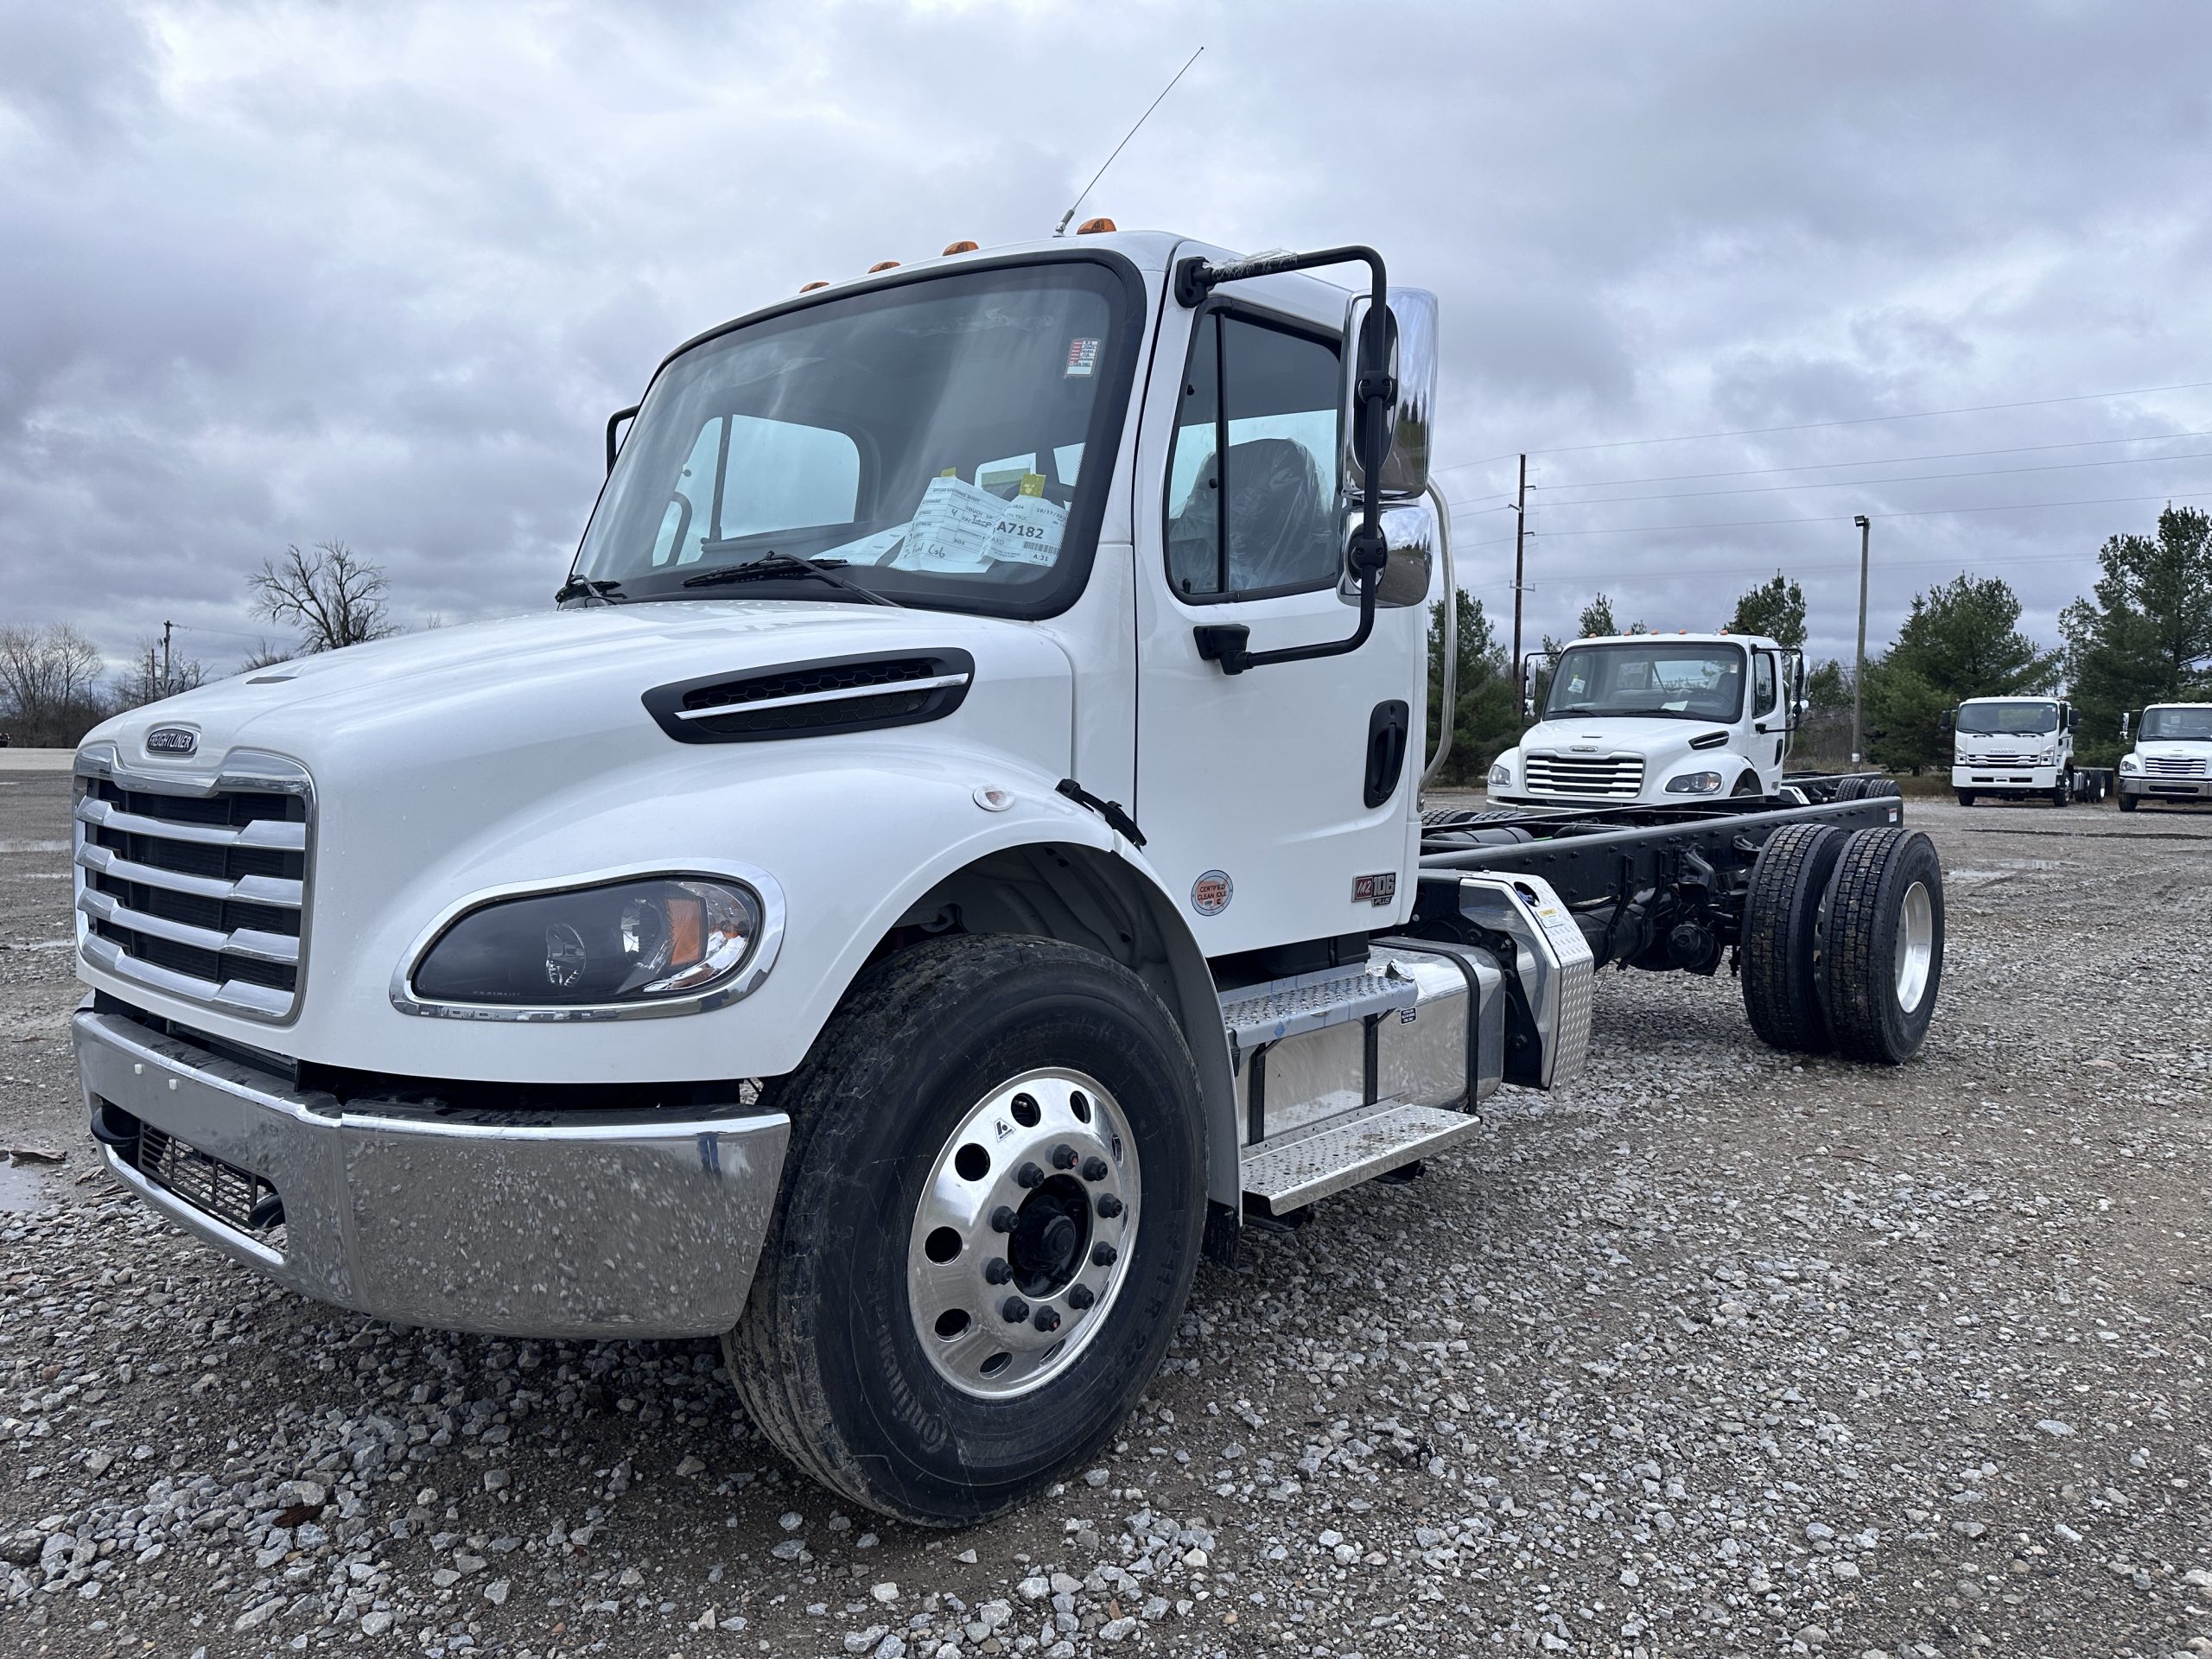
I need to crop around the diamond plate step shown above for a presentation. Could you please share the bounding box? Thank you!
[1219,969,1414,1054]
[1238,1101,1483,1212]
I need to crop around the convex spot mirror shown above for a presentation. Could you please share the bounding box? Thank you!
[1342,287,1438,500]
[1338,500,1437,609]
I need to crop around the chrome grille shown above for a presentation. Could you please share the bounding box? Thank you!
[1965,748,2037,766]
[1522,753,1645,798]
[2145,754,2209,778]
[73,747,312,1021]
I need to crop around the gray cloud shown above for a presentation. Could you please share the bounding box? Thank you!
[2,0,2209,672]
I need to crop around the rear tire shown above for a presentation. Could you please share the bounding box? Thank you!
[1740,822,1847,1053]
[725,935,1205,1524]
[1821,829,1943,1065]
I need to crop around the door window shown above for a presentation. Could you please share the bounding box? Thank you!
[1753,652,1777,717]
[1165,312,1343,601]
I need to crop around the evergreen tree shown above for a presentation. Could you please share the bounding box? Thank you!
[1728,572,1808,648]
[1864,574,2056,771]
[2059,505,2212,763]
[1425,591,1523,786]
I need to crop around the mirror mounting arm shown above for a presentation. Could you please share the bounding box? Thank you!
[606,404,640,475]
[1175,246,1394,676]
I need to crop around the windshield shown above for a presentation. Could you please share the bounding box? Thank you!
[1542,641,1747,722]
[1955,701,2057,735]
[2142,705,2212,741]
[572,258,1139,615]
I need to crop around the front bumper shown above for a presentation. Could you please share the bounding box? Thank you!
[73,1007,789,1339]
[2120,774,2212,799]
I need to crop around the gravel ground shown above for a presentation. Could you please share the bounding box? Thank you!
[4,767,2210,1659]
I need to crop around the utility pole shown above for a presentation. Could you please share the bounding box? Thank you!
[161,621,174,698]
[1510,453,1528,682]
[1851,516,1870,765]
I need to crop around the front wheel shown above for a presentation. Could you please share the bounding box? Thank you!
[1956,791,1975,807]
[2118,790,2139,812]
[725,935,1205,1524]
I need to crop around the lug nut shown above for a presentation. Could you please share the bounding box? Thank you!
[1001,1296,1030,1324]
[1067,1283,1096,1310]
[1051,1143,1078,1170]
[1090,1242,1117,1267]
[1015,1161,1045,1189]
[1080,1155,1109,1181]
[990,1205,1016,1233]
[1096,1193,1124,1219]
[1032,1306,1061,1333]
[983,1257,1012,1285]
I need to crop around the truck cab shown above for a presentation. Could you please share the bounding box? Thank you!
[1948,695,2077,807]
[2118,702,2212,810]
[1486,631,1798,806]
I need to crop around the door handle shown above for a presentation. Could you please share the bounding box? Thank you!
[1364,701,1411,808]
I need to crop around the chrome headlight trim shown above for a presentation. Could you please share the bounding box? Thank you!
[391,860,787,1022]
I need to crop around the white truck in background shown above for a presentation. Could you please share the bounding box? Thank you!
[2118,702,2212,810]
[1487,632,1827,807]
[1946,695,2095,807]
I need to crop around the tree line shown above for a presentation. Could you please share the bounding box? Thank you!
[0,542,398,747]
[1426,504,2212,784]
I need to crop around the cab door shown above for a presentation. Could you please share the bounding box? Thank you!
[1131,274,1422,958]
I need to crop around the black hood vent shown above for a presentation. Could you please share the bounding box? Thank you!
[644,649,975,744]
[1688,729,1731,750]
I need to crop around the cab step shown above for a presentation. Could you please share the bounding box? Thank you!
[1218,966,1414,1056]
[1238,1100,1483,1213]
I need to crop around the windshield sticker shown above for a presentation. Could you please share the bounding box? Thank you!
[1065,337,1101,378]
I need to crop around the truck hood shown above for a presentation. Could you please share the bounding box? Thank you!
[1519,716,1735,763]
[2132,741,2212,761]
[83,600,1075,787]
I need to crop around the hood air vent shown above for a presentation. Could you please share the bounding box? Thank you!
[644,649,975,744]
[1688,730,1731,750]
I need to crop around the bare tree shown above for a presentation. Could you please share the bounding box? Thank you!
[113,635,207,711]
[246,540,398,652]
[0,622,106,746]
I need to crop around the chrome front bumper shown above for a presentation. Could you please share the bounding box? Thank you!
[2120,775,2212,798]
[73,1007,789,1339]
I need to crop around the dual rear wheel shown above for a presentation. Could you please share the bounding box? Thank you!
[1742,823,1943,1064]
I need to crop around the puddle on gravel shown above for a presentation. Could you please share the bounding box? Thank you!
[0,1159,58,1213]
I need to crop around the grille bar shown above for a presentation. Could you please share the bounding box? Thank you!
[73,745,312,1022]
[2145,755,2209,777]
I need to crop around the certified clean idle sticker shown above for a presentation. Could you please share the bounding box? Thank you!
[1190,869,1232,916]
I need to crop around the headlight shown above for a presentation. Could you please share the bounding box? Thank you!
[2120,754,2140,772]
[1488,762,1511,786]
[1665,771,1725,795]
[407,875,766,1011]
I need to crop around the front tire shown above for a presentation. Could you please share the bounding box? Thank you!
[1956,791,1975,807]
[1821,829,1943,1065]
[2118,790,2139,812]
[725,935,1205,1525]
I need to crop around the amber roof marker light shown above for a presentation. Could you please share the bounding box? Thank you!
[1051,45,1203,236]
[798,280,829,293]
[1075,218,1116,235]
[868,260,901,273]
[942,239,979,255]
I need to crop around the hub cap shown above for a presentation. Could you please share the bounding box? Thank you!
[906,1068,1139,1398]
[1896,880,1934,1013]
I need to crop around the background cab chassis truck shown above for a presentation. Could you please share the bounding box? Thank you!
[1946,695,2100,807]
[69,230,1946,1526]
[2118,702,2212,810]
[1488,632,1810,808]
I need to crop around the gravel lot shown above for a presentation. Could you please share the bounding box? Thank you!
[4,766,2210,1659]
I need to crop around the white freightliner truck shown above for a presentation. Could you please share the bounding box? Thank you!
[1487,631,1808,807]
[2117,702,2212,810]
[1946,694,2095,807]
[70,229,1947,1524]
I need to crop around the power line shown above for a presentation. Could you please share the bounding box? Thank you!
[1513,546,2104,587]
[1502,448,2212,509]
[1530,427,2212,492]
[1463,486,2212,540]
[1516,379,2212,458]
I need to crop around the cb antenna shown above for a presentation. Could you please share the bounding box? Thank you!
[1053,46,1204,236]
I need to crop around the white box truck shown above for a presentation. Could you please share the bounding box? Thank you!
[1947,695,2089,806]
[2118,702,2212,810]
[71,229,1947,1522]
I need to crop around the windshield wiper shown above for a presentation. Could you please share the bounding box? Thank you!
[554,575,623,606]
[680,552,901,607]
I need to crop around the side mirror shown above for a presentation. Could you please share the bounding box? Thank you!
[2068,708,2081,731]
[1340,501,1436,608]
[1940,711,1954,734]
[1342,288,1439,499]
[2120,711,2132,739]
[606,404,639,475]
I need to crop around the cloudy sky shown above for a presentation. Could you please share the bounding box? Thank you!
[4,0,2210,673]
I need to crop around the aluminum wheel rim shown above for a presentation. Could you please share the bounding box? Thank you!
[1895,880,1934,1013]
[906,1067,1141,1399]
